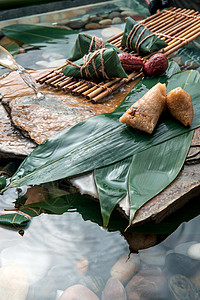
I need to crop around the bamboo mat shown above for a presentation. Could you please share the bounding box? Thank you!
[37,7,200,103]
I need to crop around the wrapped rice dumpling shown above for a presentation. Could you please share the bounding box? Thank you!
[121,17,167,54]
[166,87,193,126]
[62,48,128,79]
[68,33,122,61]
[119,83,166,134]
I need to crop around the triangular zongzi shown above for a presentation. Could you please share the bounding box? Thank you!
[121,17,167,54]
[68,33,122,61]
[119,83,166,133]
[62,48,128,79]
[166,87,193,126]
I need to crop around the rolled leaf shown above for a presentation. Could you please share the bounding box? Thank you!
[68,33,122,61]
[121,17,167,54]
[62,48,128,79]
[3,67,200,191]
[0,213,30,227]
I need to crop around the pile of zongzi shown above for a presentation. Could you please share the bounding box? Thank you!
[120,84,193,134]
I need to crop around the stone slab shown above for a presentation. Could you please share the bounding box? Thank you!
[0,102,35,159]
[0,68,138,144]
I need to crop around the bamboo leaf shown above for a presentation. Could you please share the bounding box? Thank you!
[0,213,30,227]
[3,66,200,191]
[128,131,193,223]
[3,42,20,56]
[95,131,193,227]
[2,24,77,45]
[95,157,132,227]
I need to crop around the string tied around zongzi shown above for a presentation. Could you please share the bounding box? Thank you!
[66,48,109,79]
[127,23,154,53]
[88,35,105,52]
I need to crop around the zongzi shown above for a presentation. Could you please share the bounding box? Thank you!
[62,48,128,80]
[68,33,122,61]
[121,17,167,54]
[119,83,166,134]
[166,87,193,126]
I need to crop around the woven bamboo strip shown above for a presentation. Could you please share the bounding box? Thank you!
[37,62,68,82]
[76,83,93,95]
[71,82,89,94]
[86,78,120,100]
[57,77,73,88]
[157,19,200,44]
[164,31,200,56]
[148,9,196,33]
[92,72,143,103]
[50,75,66,86]
[158,12,199,37]
[145,8,184,30]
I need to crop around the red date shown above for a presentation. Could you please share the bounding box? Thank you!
[118,52,143,72]
[143,53,168,77]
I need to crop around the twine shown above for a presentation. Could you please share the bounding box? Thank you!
[89,35,105,53]
[167,9,200,20]
[126,23,155,53]
[66,48,109,79]
[155,32,188,43]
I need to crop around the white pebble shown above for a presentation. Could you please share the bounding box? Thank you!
[188,243,200,260]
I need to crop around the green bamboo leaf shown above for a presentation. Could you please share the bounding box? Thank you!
[128,131,193,223]
[3,42,20,56]
[94,61,181,227]
[95,131,193,227]
[95,157,132,227]
[3,66,200,191]
[0,213,30,227]
[2,24,77,45]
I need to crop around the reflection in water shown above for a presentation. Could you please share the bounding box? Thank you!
[0,11,200,300]
[0,185,200,299]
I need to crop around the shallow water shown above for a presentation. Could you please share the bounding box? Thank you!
[0,7,200,299]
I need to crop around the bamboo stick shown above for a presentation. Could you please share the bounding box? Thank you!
[45,74,62,84]
[76,83,93,95]
[160,13,199,37]
[57,77,73,88]
[106,31,124,43]
[36,62,68,82]
[91,72,143,103]
[63,80,81,91]
[71,82,89,94]
[82,85,98,96]
[148,9,196,33]
[164,31,200,56]
[147,8,189,31]
[86,78,120,100]
[165,24,200,48]
[50,75,66,86]
[158,19,200,44]
[146,9,184,31]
